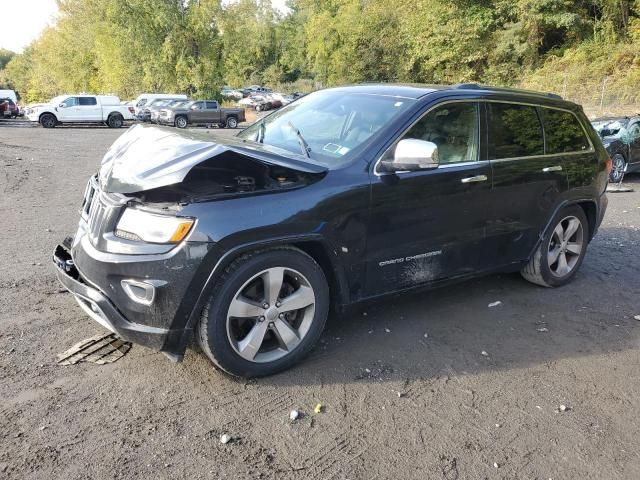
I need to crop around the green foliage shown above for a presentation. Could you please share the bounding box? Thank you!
[0,49,15,70]
[1,0,640,112]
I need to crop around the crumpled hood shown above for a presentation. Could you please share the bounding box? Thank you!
[99,124,327,193]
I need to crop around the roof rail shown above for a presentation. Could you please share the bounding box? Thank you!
[453,83,563,100]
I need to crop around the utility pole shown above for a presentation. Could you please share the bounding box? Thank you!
[600,76,610,114]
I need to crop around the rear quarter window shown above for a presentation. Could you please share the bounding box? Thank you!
[542,108,591,153]
[488,103,544,159]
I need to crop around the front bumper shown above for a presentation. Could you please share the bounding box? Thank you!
[53,243,170,350]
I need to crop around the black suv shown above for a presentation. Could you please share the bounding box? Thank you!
[591,116,640,182]
[53,84,610,377]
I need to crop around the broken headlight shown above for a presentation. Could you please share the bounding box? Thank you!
[115,208,194,244]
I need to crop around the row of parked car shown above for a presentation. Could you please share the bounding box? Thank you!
[222,85,305,111]
[133,94,245,128]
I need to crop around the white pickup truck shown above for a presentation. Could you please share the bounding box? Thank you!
[26,94,134,128]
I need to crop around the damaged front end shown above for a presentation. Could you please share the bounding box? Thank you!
[53,124,327,358]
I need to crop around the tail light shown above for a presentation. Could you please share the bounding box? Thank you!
[605,158,612,175]
[128,106,135,114]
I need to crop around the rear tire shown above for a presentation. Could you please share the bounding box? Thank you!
[175,116,188,129]
[107,114,124,128]
[226,116,238,128]
[197,247,329,377]
[521,205,589,287]
[40,113,57,128]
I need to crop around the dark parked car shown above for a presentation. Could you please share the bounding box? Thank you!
[159,100,245,128]
[53,84,609,377]
[591,116,640,182]
[1,98,18,118]
[136,98,184,122]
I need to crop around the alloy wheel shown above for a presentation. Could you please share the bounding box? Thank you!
[547,215,584,278]
[611,154,626,183]
[226,267,316,363]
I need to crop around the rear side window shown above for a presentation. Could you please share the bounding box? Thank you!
[488,103,544,159]
[78,97,97,106]
[205,101,218,109]
[542,109,591,153]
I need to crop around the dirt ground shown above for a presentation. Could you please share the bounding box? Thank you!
[1,120,640,480]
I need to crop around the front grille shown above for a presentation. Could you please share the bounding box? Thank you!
[79,175,125,249]
[81,176,97,219]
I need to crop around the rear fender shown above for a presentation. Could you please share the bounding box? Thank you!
[526,198,599,261]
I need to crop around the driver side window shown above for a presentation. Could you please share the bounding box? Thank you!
[62,97,78,107]
[399,102,480,164]
[628,123,640,141]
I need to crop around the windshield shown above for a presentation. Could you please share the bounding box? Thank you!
[237,90,415,166]
[592,119,627,138]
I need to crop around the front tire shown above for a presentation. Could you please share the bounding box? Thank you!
[610,153,627,183]
[521,205,589,287]
[175,116,188,129]
[197,247,329,377]
[40,113,57,128]
[226,116,238,128]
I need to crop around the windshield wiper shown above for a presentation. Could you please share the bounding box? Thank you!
[258,120,266,143]
[288,121,311,158]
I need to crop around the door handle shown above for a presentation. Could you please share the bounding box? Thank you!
[542,165,563,172]
[461,174,488,184]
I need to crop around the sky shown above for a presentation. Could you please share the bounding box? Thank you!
[0,0,289,54]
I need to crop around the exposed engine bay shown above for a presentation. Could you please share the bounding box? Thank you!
[130,150,320,203]
[94,124,327,207]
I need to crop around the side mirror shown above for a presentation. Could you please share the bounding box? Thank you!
[380,139,439,172]
[59,103,66,108]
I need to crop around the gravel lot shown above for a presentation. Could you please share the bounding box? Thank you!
[1,121,640,480]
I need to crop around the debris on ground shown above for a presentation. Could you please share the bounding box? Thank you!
[488,301,502,307]
[606,184,634,193]
[314,403,323,414]
[384,328,391,333]
[289,409,299,421]
[493,462,499,468]
[558,404,570,413]
[481,351,489,356]
[220,433,232,444]
[424,333,429,338]
[355,362,394,380]
[56,333,131,365]
[537,327,549,332]
[634,315,640,321]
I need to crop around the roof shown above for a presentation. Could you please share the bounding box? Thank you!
[325,83,567,102]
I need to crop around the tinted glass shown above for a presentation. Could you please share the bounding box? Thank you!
[78,97,97,106]
[489,103,544,159]
[191,102,204,110]
[396,103,479,164]
[205,101,218,109]
[543,108,590,153]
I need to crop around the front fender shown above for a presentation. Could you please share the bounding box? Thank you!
[163,233,349,356]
